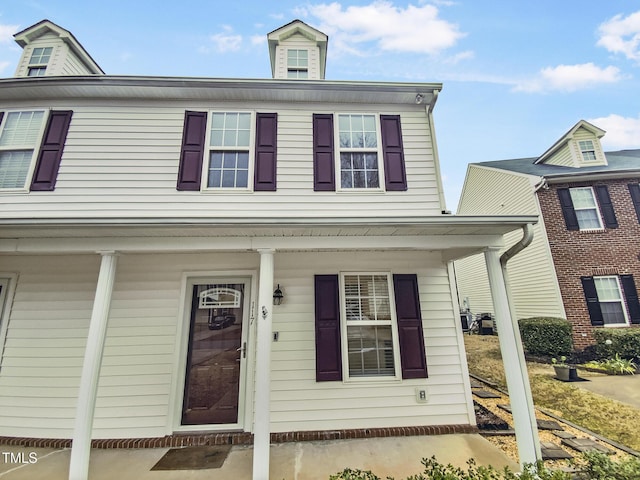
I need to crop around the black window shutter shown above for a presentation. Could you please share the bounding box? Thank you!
[393,274,428,379]
[594,185,618,229]
[177,111,207,191]
[628,184,640,223]
[312,114,335,191]
[314,275,342,381]
[30,110,73,191]
[620,275,640,324]
[380,115,407,191]
[581,276,604,326]
[557,188,579,230]
[254,113,277,191]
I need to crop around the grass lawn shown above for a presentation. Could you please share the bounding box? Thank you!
[464,335,640,452]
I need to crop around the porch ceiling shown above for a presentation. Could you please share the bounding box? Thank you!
[0,215,537,258]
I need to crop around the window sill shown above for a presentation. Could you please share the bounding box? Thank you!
[577,228,606,233]
[342,376,402,385]
[200,188,254,194]
[0,188,30,194]
[336,188,386,194]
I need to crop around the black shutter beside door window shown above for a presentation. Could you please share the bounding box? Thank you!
[314,275,342,381]
[581,276,604,326]
[628,184,640,223]
[393,274,428,379]
[620,275,640,325]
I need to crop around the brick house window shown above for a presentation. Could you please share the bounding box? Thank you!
[581,275,640,327]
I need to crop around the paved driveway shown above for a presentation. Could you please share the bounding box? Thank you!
[574,372,640,409]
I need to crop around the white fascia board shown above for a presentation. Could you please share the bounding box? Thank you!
[544,169,640,184]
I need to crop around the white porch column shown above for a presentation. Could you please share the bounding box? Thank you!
[484,248,541,467]
[69,252,118,480]
[253,248,275,480]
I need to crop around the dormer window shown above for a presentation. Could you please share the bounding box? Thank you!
[27,47,53,77]
[578,140,597,162]
[287,49,308,79]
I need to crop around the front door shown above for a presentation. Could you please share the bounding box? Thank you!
[181,279,249,426]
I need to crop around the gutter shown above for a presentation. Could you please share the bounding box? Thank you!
[425,90,448,212]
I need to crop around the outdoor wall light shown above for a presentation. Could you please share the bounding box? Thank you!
[415,93,424,104]
[273,284,284,305]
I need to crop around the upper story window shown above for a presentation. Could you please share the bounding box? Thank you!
[27,47,53,77]
[206,112,252,189]
[338,114,381,189]
[177,110,277,192]
[569,187,603,230]
[0,110,46,189]
[578,140,597,162]
[287,49,308,79]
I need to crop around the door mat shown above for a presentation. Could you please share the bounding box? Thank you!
[151,445,232,470]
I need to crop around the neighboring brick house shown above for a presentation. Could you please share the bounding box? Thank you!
[456,120,640,350]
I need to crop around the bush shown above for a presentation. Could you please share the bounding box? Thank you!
[584,354,637,375]
[573,451,640,480]
[593,328,640,362]
[518,317,573,357]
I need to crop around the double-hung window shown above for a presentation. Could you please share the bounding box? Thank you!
[0,110,46,190]
[593,276,628,325]
[578,140,596,162]
[338,114,381,190]
[206,112,252,189]
[569,187,603,230]
[28,47,53,77]
[341,273,400,379]
[287,49,308,79]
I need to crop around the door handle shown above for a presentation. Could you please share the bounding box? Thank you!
[236,342,246,359]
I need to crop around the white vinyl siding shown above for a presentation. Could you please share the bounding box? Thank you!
[0,102,441,218]
[456,165,565,319]
[0,250,472,438]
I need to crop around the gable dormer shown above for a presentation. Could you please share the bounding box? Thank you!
[535,120,607,168]
[267,20,328,80]
[13,19,104,77]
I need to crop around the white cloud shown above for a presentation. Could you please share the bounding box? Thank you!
[597,11,640,62]
[299,1,465,55]
[444,50,474,65]
[250,35,265,46]
[514,63,622,93]
[208,26,242,53]
[588,114,640,149]
[0,24,20,44]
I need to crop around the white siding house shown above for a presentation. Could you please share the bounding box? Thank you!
[0,19,539,480]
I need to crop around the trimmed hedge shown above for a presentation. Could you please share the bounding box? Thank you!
[518,317,573,357]
[593,328,640,361]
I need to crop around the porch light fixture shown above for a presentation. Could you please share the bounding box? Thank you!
[273,284,284,305]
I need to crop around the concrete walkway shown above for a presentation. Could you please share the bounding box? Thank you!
[0,434,517,480]
[573,372,640,409]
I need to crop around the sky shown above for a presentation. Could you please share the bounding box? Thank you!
[1,1,640,211]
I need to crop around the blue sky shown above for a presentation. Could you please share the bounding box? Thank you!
[1,1,640,210]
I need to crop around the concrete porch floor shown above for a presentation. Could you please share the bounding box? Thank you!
[0,434,518,479]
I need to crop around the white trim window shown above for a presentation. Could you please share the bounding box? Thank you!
[341,273,400,379]
[0,110,46,190]
[578,140,597,162]
[205,112,252,189]
[569,187,603,230]
[287,49,308,79]
[337,114,382,190]
[594,276,629,326]
[28,47,53,77]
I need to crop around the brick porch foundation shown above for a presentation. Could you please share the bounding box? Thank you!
[0,424,478,449]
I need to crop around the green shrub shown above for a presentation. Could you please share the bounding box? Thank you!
[593,329,640,362]
[584,354,637,375]
[573,451,640,480]
[518,317,573,357]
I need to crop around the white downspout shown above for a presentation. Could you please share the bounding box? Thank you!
[426,90,448,213]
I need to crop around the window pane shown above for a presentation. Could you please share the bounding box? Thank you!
[601,302,626,325]
[366,170,379,188]
[575,209,601,229]
[223,130,237,147]
[223,153,236,168]
[224,113,238,129]
[235,169,248,188]
[0,150,32,189]
[210,129,223,147]
[211,113,225,129]
[341,170,352,188]
[208,151,248,188]
[594,277,622,301]
[570,188,596,209]
[236,129,250,147]
[353,171,365,188]
[210,152,223,168]
[237,152,249,169]
[208,169,222,188]
[0,111,45,147]
[237,113,251,130]
[347,326,395,377]
[222,170,236,187]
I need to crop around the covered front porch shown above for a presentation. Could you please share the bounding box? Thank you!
[0,215,538,480]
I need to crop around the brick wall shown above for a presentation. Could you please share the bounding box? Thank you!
[537,177,640,350]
